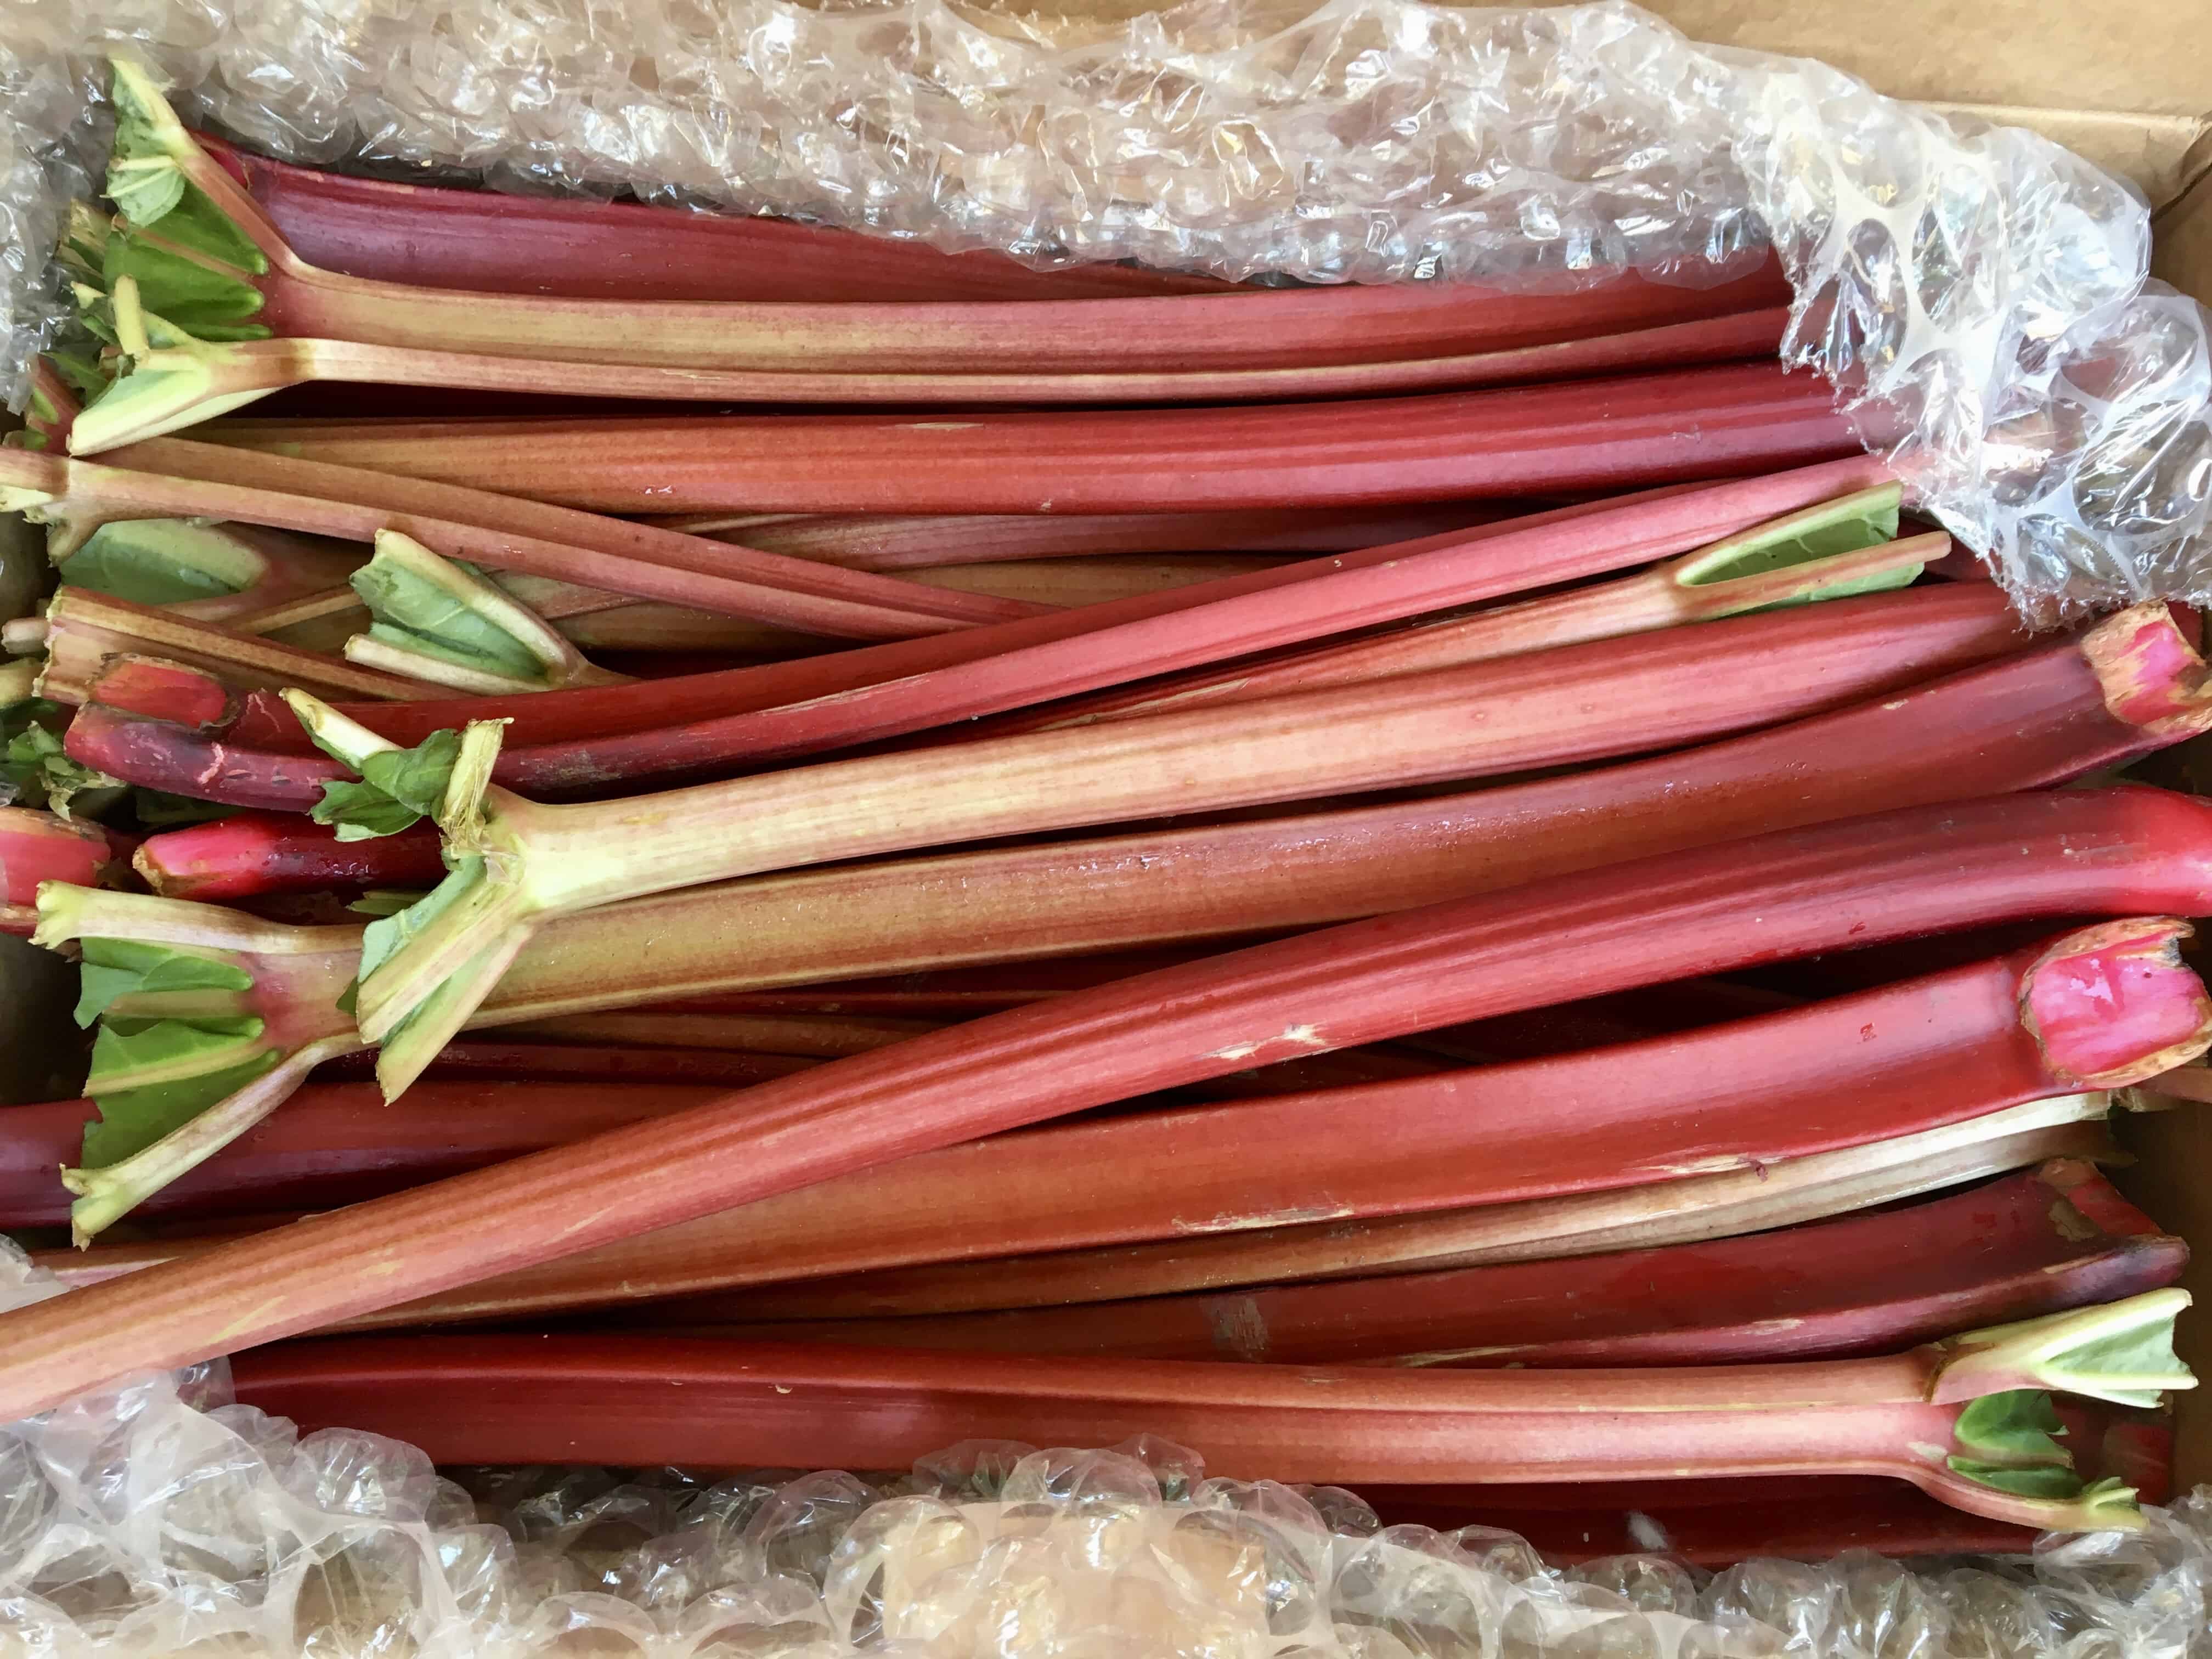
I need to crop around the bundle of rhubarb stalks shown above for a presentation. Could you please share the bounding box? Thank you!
[2,58,2211,1565]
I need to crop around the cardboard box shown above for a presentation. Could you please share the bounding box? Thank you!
[9,0,2212,1510]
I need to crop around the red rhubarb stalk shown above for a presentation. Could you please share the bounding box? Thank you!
[995,520,1947,736]
[320,584,2027,1069]
[0,445,1039,640]
[218,1292,2192,1529]
[99,77,1788,378]
[206,477,1791,759]
[676,504,1530,570]
[81,289,1793,434]
[613,1102,2122,1323]
[7,786,2212,1414]
[132,811,445,901]
[27,588,449,704]
[654,1161,2184,1368]
[205,137,1231,303]
[185,361,1859,514]
[216,923,2202,1324]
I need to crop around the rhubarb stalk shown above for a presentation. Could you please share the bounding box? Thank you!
[218,1293,2193,1531]
[303,585,2025,1080]
[50,601,2212,1234]
[185,360,1860,514]
[4,785,2212,1415]
[206,923,2199,1327]
[647,1161,2186,1369]
[640,1098,2124,1323]
[0,444,1041,639]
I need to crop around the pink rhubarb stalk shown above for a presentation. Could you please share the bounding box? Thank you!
[132,810,445,901]
[204,922,2202,1325]
[995,521,1949,735]
[205,477,1811,760]
[26,588,449,704]
[204,136,1232,303]
[657,1161,2184,1368]
[83,292,1793,433]
[4,786,2212,1413]
[187,360,1859,514]
[218,1293,2193,1530]
[323,585,2027,1071]
[676,503,1528,569]
[620,1101,2122,1323]
[0,443,1039,639]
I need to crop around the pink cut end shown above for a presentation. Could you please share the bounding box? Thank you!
[0,809,115,905]
[2023,919,2212,1086]
[2083,604,2212,733]
[84,657,235,727]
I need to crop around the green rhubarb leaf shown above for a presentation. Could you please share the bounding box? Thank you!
[73,937,253,1028]
[307,727,461,843]
[42,342,110,401]
[351,552,549,685]
[2,716,127,821]
[58,520,261,606]
[1944,1459,2087,1500]
[357,857,484,987]
[1952,1389,2070,1465]
[100,229,267,334]
[105,61,268,275]
[81,1026,280,1167]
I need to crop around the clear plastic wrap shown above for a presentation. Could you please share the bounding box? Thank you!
[2,0,2210,614]
[2,1244,2208,1658]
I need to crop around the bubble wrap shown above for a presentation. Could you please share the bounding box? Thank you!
[2,0,2209,612]
[3,1246,2209,1658]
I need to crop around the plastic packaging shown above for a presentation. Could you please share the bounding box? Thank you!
[2,0,2209,616]
[1,1243,2208,1658]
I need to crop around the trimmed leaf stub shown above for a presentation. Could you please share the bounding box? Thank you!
[105,58,268,275]
[311,729,463,843]
[346,532,615,695]
[1939,1289,2197,1409]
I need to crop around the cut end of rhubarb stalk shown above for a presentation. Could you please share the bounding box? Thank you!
[1931,1288,2196,1407]
[345,531,618,695]
[0,808,119,907]
[2021,919,2212,1087]
[2084,602,2212,735]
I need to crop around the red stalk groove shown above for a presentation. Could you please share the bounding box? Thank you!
[205,135,1234,303]
[654,1163,2185,1368]
[132,811,446,901]
[189,360,1859,514]
[215,479,1751,757]
[222,922,2207,1325]
[217,1311,2183,1526]
[0,786,2208,1415]
[682,503,1530,570]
